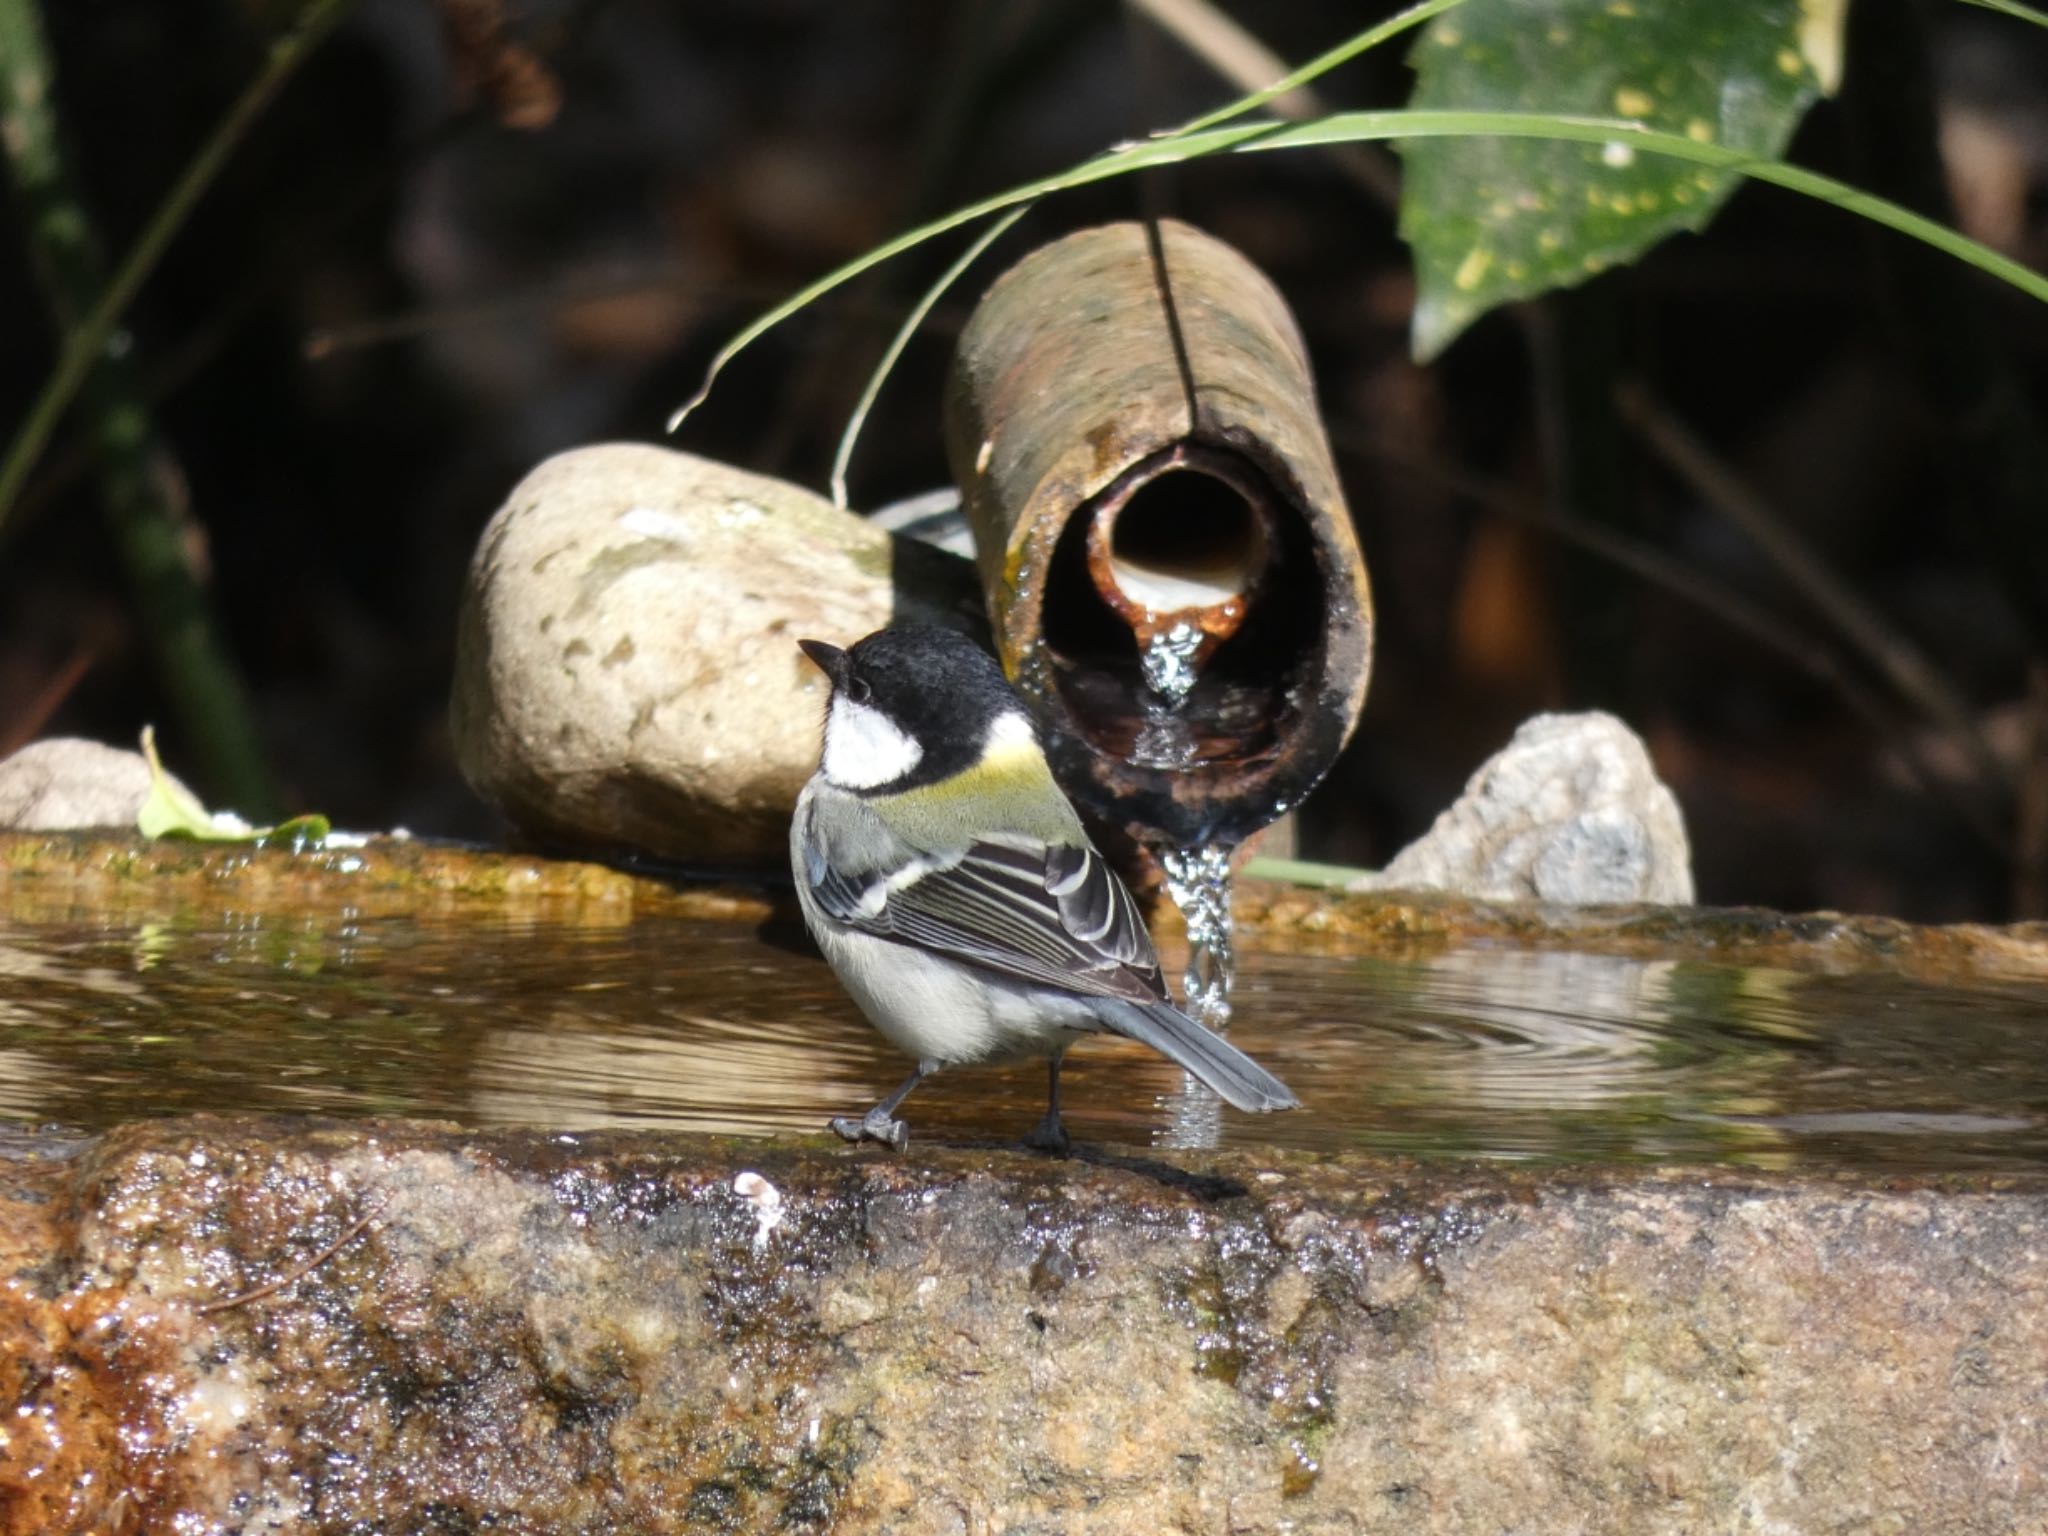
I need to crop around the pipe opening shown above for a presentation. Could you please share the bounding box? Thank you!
[1101,469,1267,614]
[1038,447,1326,798]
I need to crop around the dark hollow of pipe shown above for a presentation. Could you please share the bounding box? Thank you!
[1101,467,1268,611]
[1040,450,1326,786]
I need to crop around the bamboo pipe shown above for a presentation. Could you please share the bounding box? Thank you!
[944,220,1373,852]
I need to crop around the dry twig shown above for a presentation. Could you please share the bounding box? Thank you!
[1125,0,1400,206]
[1334,424,2011,854]
[1617,379,2016,811]
[195,1197,386,1316]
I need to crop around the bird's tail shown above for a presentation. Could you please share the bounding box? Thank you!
[1098,1000,1300,1113]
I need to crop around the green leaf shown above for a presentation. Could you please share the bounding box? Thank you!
[1400,0,1849,360]
[137,725,235,840]
[136,725,332,846]
[254,813,334,850]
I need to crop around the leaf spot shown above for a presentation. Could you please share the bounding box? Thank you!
[1800,0,1847,94]
[1601,142,1637,168]
[1453,248,1493,292]
[1613,87,1654,118]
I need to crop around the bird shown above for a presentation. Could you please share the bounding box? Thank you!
[789,623,1299,1153]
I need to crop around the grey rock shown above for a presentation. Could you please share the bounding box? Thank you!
[0,737,192,831]
[3,1119,2043,1534]
[450,443,979,864]
[1368,711,1695,904]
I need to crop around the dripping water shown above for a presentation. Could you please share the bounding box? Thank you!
[1136,617,1238,1027]
[1159,842,1234,1026]
[1155,841,1234,1149]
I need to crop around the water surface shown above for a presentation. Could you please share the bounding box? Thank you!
[2,914,2044,1170]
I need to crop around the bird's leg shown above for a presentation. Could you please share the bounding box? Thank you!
[1023,1051,1072,1158]
[830,1059,937,1151]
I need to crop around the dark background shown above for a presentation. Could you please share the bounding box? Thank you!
[2,0,2044,920]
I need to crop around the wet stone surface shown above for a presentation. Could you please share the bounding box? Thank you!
[2,1119,2044,1534]
[4,832,2048,1531]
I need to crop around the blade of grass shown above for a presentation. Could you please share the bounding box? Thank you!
[1167,0,1473,136]
[1235,111,2048,303]
[830,204,1032,510]
[1954,0,2048,28]
[670,108,2048,431]
[668,2,1466,435]
[0,0,300,813]
[1241,855,1375,889]
[1129,0,1398,205]
[0,0,356,530]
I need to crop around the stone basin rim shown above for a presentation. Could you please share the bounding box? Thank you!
[4,829,2046,982]
[10,1114,2048,1198]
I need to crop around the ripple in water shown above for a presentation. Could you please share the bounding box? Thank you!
[1,916,2045,1171]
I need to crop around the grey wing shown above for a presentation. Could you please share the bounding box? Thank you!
[800,798,1165,1005]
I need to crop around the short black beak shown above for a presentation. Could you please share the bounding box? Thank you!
[797,638,848,687]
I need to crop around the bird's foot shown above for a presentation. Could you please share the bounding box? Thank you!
[830,1110,909,1151]
[1022,1109,1072,1158]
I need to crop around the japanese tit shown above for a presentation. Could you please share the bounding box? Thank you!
[791,624,1299,1154]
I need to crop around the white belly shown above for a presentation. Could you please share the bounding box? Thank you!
[790,779,1098,1066]
[806,911,1096,1067]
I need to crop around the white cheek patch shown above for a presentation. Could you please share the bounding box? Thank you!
[987,710,1036,748]
[822,697,923,789]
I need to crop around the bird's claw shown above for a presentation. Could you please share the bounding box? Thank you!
[830,1111,909,1151]
[1022,1111,1072,1158]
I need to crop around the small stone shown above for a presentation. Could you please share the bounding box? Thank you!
[0,738,195,831]
[1364,712,1694,904]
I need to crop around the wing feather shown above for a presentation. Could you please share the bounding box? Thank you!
[888,841,1166,1002]
[797,793,1165,1004]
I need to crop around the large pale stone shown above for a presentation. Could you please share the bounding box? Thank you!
[2,1119,2043,1534]
[0,738,192,831]
[451,444,980,864]
[1368,711,1695,904]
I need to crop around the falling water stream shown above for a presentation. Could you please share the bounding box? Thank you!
[1138,621,1205,708]
[1137,621,1240,1036]
[1158,844,1235,1025]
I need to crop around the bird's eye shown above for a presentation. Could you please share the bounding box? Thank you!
[846,676,872,704]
